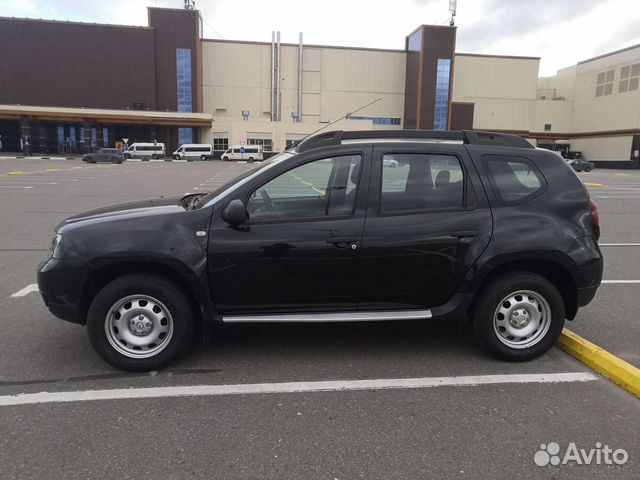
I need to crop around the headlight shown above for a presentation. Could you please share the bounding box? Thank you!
[50,233,63,258]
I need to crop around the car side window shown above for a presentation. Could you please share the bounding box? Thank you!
[247,154,361,222]
[483,155,545,204]
[380,153,464,214]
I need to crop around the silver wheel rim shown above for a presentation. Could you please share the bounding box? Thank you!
[493,289,551,349]
[105,294,174,359]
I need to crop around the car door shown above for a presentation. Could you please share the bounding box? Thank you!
[208,148,371,314]
[358,144,492,309]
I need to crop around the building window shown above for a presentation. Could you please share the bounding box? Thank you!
[178,128,193,145]
[544,124,552,132]
[213,138,229,151]
[57,126,64,145]
[176,48,193,113]
[434,58,451,130]
[347,115,401,125]
[248,137,273,152]
[619,63,640,93]
[103,128,109,147]
[595,69,614,97]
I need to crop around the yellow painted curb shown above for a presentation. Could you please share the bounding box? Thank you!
[46,168,59,172]
[558,328,640,398]
[584,182,605,188]
[7,171,24,176]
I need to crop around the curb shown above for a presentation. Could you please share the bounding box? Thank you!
[558,328,640,398]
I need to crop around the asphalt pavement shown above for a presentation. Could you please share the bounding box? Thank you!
[0,157,638,479]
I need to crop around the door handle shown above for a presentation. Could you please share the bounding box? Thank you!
[327,237,357,248]
[450,230,479,239]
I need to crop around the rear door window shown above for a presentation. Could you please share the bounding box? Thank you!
[380,153,465,214]
[483,155,545,204]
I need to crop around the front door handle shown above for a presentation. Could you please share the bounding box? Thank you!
[451,230,479,239]
[327,237,357,248]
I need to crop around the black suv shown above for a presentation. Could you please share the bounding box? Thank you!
[38,130,603,371]
[82,148,124,164]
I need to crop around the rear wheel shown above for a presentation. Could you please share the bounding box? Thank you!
[222,156,229,161]
[200,155,207,161]
[472,272,565,361]
[87,274,194,371]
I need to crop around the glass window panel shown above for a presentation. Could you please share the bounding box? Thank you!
[629,77,639,91]
[631,63,640,77]
[596,72,605,84]
[605,70,614,82]
[604,83,613,95]
[619,80,629,93]
[380,153,464,213]
[621,66,631,79]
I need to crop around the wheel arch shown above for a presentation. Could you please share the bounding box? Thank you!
[469,257,578,321]
[78,260,214,329]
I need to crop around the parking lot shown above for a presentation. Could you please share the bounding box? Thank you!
[1,157,638,479]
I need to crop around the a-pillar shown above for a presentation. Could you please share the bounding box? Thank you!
[19,116,32,157]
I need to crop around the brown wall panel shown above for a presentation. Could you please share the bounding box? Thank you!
[148,8,200,112]
[0,18,156,110]
[450,102,474,130]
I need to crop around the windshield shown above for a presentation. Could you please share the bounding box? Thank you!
[200,151,294,208]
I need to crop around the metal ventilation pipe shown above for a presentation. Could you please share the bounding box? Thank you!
[276,31,281,121]
[271,31,276,122]
[297,32,303,123]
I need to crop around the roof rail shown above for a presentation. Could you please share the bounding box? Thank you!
[295,129,533,153]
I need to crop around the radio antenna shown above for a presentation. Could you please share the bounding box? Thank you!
[289,97,382,149]
[449,0,457,26]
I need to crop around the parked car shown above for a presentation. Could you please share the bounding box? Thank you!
[568,158,594,172]
[172,144,213,161]
[221,145,263,161]
[124,142,165,160]
[383,158,398,168]
[82,148,124,164]
[38,129,603,371]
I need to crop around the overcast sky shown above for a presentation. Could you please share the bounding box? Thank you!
[2,0,639,76]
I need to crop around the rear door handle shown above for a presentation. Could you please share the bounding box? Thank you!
[327,237,357,248]
[451,230,479,239]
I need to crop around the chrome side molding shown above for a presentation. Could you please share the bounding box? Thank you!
[222,310,432,323]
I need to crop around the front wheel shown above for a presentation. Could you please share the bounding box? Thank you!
[87,274,194,371]
[472,272,565,361]
[222,156,229,161]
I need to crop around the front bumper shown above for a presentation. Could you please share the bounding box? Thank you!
[37,257,91,324]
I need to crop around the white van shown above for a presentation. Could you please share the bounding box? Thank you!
[125,143,165,160]
[172,144,213,161]
[221,145,263,161]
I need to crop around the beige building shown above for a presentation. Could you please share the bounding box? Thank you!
[200,30,640,166]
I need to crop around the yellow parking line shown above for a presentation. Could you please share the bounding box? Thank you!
[615,173,629,176]
[6,171,24,176]
[584,182,605,188]
[71,166,84,170]
[558,328,640,398]
[46,168,59,172]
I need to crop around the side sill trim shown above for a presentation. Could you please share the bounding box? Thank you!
[221,309,432,323]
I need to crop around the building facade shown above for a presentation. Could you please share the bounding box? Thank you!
[1,6,639,166]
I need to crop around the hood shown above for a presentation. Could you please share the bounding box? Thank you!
[57,196,186,232]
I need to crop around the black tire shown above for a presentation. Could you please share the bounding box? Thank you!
[86,274,194,371]
[472,271,565,361]
[200,155,206,161]
[151,154,157,160]
[585,168,591,172]
[222,156,229,161]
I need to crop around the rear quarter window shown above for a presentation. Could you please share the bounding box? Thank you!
[483,155,546,205]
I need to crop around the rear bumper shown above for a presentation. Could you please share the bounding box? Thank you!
[37,257,91,324]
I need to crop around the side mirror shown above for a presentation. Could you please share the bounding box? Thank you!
[222,199,248,226]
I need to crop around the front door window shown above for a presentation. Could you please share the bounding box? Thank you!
[247,154,361,221]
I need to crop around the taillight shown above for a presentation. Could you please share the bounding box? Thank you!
[590,199,600,241]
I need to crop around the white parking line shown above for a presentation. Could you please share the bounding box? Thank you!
[0,185,33,189]
[0,372,597,407]
[10,284,39,297]
[601,280,640,284]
